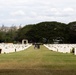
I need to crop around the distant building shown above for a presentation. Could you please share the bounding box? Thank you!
[0,25,22,32]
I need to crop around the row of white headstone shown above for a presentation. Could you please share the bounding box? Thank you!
[44,44,76,55]
[0,43,32,54]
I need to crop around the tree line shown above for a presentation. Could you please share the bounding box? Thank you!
[0,21,76,44]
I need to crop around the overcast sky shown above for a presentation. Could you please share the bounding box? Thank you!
[0,0,76,26]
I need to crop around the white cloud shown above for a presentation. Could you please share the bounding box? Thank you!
[10,10,25,16]
[63,8,74,12]
[0,0,76,26]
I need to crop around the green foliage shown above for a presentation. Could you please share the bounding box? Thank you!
[15,24,34,42]
[0,21,76,43]
[68,21,76,43]
[0,27,17,43]
[17,21,69,43]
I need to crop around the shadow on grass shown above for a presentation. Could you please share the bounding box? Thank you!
[0,69,76,75]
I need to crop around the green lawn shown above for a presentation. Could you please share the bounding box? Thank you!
[0,45,76,75]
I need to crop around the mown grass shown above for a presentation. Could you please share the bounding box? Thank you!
[0,45,76,75]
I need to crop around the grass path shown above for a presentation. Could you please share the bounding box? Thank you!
[0,45,76,75]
